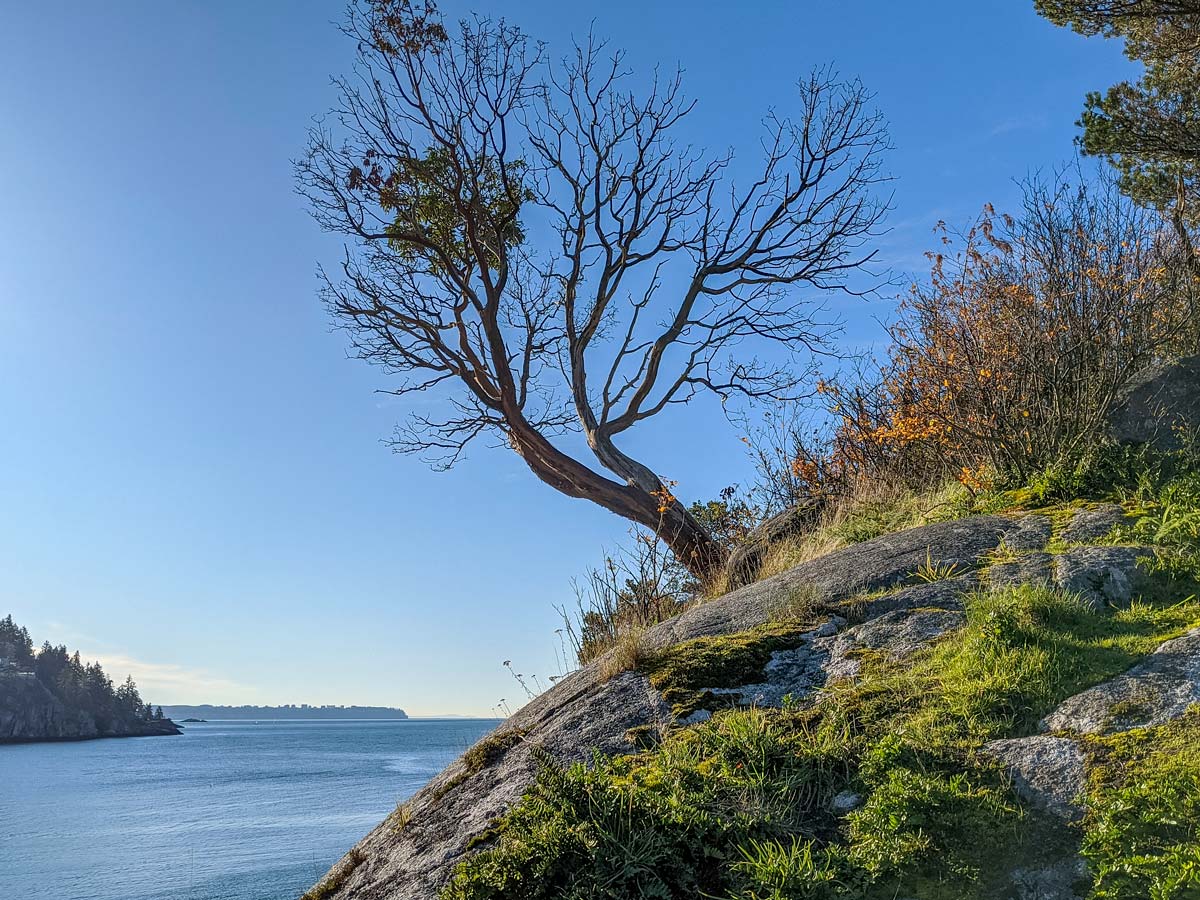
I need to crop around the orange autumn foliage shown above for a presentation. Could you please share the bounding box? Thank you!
[802,174,1194,493]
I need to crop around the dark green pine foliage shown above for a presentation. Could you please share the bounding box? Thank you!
[1036,3,1200,253]
[4,615,159,734]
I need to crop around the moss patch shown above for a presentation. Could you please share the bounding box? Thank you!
[641,622,813,719]
[442,577,1200,900]
[434,728,530,801]
[1081,707,1200,900]
[461,728,528,772]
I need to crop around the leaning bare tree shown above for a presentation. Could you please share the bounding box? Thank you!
[298,0,889,580]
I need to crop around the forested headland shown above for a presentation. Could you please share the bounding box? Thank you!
[0,614,178,743]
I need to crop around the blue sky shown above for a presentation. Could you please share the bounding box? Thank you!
[0,2,1132,715]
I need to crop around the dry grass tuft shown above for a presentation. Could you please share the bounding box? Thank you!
[598,627,648,681]
[300,847,366,900]
[757,479,970,583]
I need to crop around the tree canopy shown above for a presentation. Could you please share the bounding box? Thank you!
[298,0,890,579]
[1036,2,1200,244]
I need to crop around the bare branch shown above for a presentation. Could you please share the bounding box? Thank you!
[297,1,890,578]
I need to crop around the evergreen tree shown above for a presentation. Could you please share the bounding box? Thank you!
[1036,2,1200,260]
[0,614,34,667]
[85,662,115,732]
[115,674,143,718]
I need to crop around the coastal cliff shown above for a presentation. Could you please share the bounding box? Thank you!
[0,615,181,745]
[0,670,181,743]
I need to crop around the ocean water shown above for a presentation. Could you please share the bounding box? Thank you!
[0,718,500,900]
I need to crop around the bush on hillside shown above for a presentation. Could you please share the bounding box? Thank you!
[756,171,1195,512]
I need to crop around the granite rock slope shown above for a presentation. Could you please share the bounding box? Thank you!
[309,501,1174,900]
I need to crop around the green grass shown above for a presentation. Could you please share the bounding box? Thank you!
[441,444,1200,900]
[442,577,1200,900]
[1082,708,1200,900]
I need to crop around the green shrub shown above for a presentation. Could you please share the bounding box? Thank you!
[1083,708,1200,900]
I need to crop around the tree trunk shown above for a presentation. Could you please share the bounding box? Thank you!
[1171,182,1200,346]
[654,499,728,582]
[505,421,728,582]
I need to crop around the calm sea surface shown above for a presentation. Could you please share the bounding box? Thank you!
[0,718,500,900]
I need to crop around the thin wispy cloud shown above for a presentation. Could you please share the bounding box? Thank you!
[990,113,1048,137]
[31,620,250,702]
[86,652,248,701]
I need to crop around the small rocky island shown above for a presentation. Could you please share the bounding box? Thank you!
[0,615,180,744]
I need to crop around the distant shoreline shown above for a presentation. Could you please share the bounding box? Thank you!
[162,704,411,721]
[172,720,496,724]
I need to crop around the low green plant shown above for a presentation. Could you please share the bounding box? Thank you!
[1082,707,1200,900]
[977,442,1194,514]
[731,837,845,900]
[911,549,967,584]
[1111,457,1200,591]
[1124,470,1200,552]
[984,537,1022,566]
[444,578,1200,900]
[460,728,528,773]
[819,586,1200,753]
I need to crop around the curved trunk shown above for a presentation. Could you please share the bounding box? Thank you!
[654,500,728,581]
[505,421,727,581]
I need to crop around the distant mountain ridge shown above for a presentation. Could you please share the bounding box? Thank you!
[162,704,409,720]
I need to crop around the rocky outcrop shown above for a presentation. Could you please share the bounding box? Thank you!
[0,672,96,741]
[1055,546,1145,610]
[1108,353,1200,450]
[1043,629,1200,735]
[311,508,1170,900]
[985,735,1086,825]
[1059,504,1130,545]
[0,671,181,743]
[723,501,825,589]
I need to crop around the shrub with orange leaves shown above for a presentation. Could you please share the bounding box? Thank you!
[750,171,1196,506]
[851,171,1193,485]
